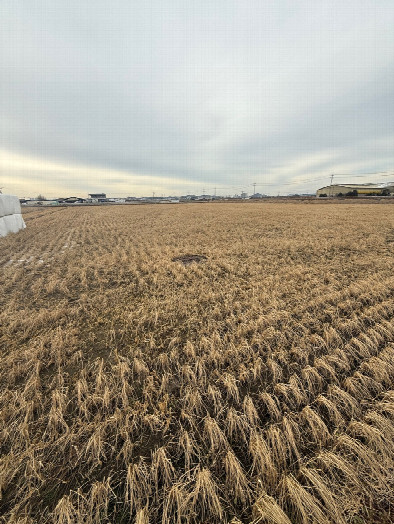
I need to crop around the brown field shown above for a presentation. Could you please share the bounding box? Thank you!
[1,202,394,523]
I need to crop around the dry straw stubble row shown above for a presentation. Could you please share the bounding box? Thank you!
[0,201,393,523]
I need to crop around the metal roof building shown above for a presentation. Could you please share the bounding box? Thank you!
[316,183,394,197]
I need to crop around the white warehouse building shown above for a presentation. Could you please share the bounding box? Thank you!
[316,183,394,197]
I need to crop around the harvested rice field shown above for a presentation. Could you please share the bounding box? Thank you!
[1,202,394,523]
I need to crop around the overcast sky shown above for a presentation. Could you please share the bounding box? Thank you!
[1,1,393,197]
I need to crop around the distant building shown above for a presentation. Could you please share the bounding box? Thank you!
[316,183,394,197]
[40,199,61,206]
[23,198,59,206]
[89,193,106,199]
[180,195,198,201]
[88,193,108,202]
[63,197,86,204]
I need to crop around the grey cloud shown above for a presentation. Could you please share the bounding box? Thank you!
[0,0,393,196]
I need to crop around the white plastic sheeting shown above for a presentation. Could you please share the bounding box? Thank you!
[0,214,26,236]
[0,195,26,237]
[0,194,21,216]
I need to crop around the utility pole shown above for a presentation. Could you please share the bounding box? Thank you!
[214,187,217,197]
[253,182,256,196]
[329,174,334,197]
[202,188,206,196]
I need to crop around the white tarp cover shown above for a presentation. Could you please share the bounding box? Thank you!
[0,194,21,217]
[0,195,26,237]
[0,214,26,236]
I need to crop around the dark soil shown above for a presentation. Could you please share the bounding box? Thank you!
[172,254,208,265]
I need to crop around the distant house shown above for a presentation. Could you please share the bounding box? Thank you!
[180,195,197,201]
[88,193,108,202]
[63,197,78,204]
[89,193,106,199]
[250,193,265,199]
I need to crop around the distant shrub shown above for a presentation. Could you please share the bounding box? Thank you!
[345,190,358,198]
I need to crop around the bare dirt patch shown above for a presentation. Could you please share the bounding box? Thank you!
[172,253,208,265]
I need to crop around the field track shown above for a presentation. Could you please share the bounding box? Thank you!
[1,202,394,523]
